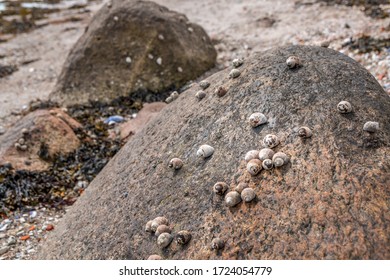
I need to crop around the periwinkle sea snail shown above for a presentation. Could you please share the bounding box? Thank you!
[337,101,352,114]
[211,238,225,250]
[249,113,267,128]
[363,121,379,133]
[195,90,206,100]
[272,152,289,168]
[197,144,214,158]
[263,134,280,148]
[225,191,242,207]
[232,58,244,68]
[213,182,228,195]
[145,220,153,233]
[262,158,273,170]
[168,158,183,170]
[157,232,173,248]
[298,126,312,138]
[247,159,262,176]
[215,86,227,97]
[155,224,171,237]
[229,69,241,79]
[199,80,210,90]
[150,216,169,232]
[286,56,300,69]
[234,182,249,194]
[241,188,256,202]
[258,148,274,161]
[244,150,260,162]
[176,230,192,245]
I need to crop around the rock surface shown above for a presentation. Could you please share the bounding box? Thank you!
[0,109,81,171]
[50,0,216,106]
[118,102,166,141]
[36,45,390,260]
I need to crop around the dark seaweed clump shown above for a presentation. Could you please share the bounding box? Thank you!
[0,95,146,216]
[317,0,389,19]
[342,34,390,53]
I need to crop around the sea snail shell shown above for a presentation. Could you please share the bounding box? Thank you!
[196,90,206,100]
[145,220,153,232]
[157,232,173,248]
[258,148,274,161]
[229,69,241,79]
[197,144,214,158]
[176,230,192,245]
[215,86,227,97]
[298,126,312,138]
[337,101,352,114]
[247,159,262,176]
[363,121,379,133]
[262,158,273,170]
[234,182,249,194]
[213,182,228,195]
[232,58,244,68]
[168,158,183,170]
[151,216,169,232]
[225,191,242,207]
[155,224,171,237]
[211,238,225,250]
[241,188,256,202]
[147,255,162,260]
[244,150,260,162]
[199,80,210,90]
[286,56,300,68]
[249,113,267,128]
[272,152,289,167]
[263,134,280,148]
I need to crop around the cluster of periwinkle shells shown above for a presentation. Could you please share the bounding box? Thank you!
[14,128,29,151]
[336,100,380,133]
[145,216,192,259]
[150,55,381,258]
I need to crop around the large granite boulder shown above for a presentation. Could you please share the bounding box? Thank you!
[50,0,216,106]
[37,45,390,260]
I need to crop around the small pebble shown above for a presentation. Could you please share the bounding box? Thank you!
[45,224,54,231]
[156,57,162,65]
[0,126,6,135]
[0,246,10,256]
[177,67,183,72]
[158,34,164,40]
[7,236,16,245]
[125,57,132,64]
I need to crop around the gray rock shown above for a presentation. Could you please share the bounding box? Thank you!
[0,246,9,256]
[50,0,216,106]
[36,46,390,260]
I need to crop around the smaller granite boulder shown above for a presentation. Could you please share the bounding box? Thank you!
[50,0,217,106]
[0,109,81,171]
